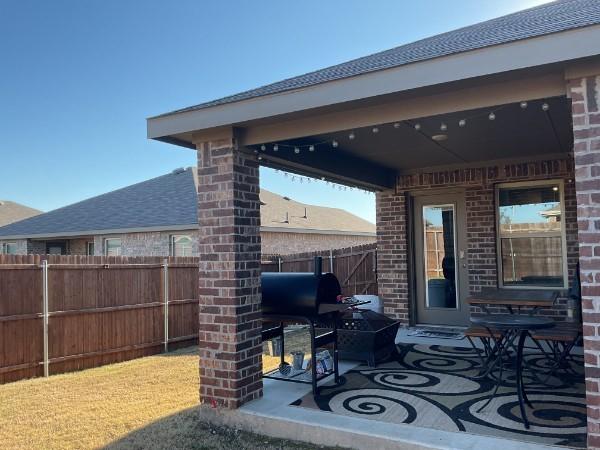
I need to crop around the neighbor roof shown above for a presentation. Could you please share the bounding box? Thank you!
[0,168,374,239]
[259,190,375,234]
[0,201,41,227]
[155,0,600,118]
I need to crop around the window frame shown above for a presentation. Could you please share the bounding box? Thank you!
[86,241,95,256]
[104,238,122,256]
[2,242,18,255]
[170,234,193,257]
[495,179,568,290]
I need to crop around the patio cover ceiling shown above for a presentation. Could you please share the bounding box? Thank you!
[147,3,600,190]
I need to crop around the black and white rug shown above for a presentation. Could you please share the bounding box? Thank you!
[291,344,586,448]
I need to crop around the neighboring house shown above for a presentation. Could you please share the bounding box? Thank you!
[0,167,374,256]
[0,201,41,253]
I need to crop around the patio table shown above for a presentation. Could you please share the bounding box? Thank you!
[470,314,555,429]
[467,288,558,315]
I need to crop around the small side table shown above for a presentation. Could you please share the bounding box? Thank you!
[470,314,555,429]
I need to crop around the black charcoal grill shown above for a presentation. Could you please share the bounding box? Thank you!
[261,257,357,396]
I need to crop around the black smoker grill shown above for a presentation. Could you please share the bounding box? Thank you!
[261,257,359,396]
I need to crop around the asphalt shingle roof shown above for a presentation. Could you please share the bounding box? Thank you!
[0,168,374,238]
[0,168,199,237]
[0,201,41,227]
[156,0,600,118]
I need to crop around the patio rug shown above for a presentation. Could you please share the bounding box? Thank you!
[291,344,586,448]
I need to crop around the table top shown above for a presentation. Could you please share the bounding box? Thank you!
[471,314,555,330]
[466,288,559,307]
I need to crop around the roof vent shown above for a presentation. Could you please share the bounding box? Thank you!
[283,196,291,201]
[172,167,186,175]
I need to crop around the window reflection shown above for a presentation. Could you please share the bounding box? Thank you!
[423,205,457,309]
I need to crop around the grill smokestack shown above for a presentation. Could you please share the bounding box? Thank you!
[314,256,323,277]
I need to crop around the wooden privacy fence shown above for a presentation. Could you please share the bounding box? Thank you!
[0,244,377,383]
[263,243,378,296]
[0,255,198,384]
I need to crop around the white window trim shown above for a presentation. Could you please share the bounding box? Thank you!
[495,179,568,290]
[104,238,122,256]
[86,241,95,256]
[2,242,18,254]
[170,234,192,257]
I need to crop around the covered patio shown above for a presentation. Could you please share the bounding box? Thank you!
[147,2,600,448]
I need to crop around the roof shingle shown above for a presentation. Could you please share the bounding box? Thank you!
[155,0,600,118]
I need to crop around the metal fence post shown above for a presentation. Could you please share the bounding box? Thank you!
[329,249,334,272]
[278,256,282,272]
[163,258,169,353]
[41,260,49,377]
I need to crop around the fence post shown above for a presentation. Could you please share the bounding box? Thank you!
[329,249,334,272]
[41,260,49,377]
[278,256,282,272]
[162,258,169,353]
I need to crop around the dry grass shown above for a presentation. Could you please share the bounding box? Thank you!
[0,346,325,450]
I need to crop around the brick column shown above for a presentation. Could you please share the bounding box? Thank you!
[376,189,409,324]
[196,137,263,409]
[568,74,600,449]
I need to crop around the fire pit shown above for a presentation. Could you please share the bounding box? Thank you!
[334,308,400,367]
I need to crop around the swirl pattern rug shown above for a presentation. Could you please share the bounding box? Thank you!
[291,344,586,448]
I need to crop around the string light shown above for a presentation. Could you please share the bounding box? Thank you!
[414,123,421,131]
[488,112,496,121]
[393,122,401,129]
[294,147,300,154]
[542,103,549,111]
[458,119,466,127]
[520,102,528,109]
[372,127,379,133]
[332,140,339,148]
[309,145,315,152]
[273,144,279,152]
[348,131,355,140]
[440,123,447,131]
[260,144,266,151]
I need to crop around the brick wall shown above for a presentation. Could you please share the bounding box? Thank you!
[196,139,263,409]
[377,156,578,324]
[261,230,375,254]
[568,74,600,449]
[92,231,199,256]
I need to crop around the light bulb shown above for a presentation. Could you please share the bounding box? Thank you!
[273,144,279,152]
[458,119,466,127]
[488,112,496,121]
[260,144,266,151]
[309,145,315,152]
[348,132,355,140]
[414,123,421,131]
[440,123,447,131]
[393,122,400,129]
[372,127,379,133]
[542,103,549,111]
[332,140,338,148]
[520,101,528,109]
[294,147,300,154]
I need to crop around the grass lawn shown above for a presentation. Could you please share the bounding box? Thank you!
[0,345,326,450]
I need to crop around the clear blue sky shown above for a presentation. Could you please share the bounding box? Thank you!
[0,0,550,223]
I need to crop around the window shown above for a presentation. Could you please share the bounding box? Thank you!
[104,238,122,256]
[496,181,567,288]
[86,242,95,256]
[2,242,18,254]
[170,235,193,257]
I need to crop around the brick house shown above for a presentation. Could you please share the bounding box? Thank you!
[147,1,600,446]
[0,201,40,254]
[0,167,374,256]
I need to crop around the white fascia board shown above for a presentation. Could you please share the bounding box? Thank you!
[147,25,600,140]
